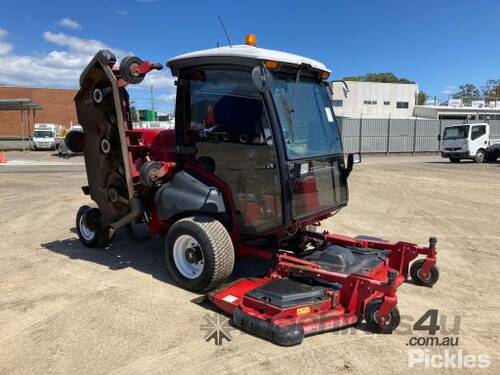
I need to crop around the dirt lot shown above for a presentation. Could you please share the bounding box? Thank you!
[1,152,499,374]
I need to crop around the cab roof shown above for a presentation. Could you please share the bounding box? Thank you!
[167,45,330,75]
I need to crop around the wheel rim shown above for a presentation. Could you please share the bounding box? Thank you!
[374,310,392,328]
[79,212,96,241]
[477,152,484,162]
[173,235,204,279]
[417,268,431,283]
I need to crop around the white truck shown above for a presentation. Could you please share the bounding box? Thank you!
[32,123,63,150]
[439,122,500,163]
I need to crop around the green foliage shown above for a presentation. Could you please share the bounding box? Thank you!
[342,72,415,84]
[481,79,500,98]
[452,83,480,99]
[417,91,428,105]
[130,105,139,122]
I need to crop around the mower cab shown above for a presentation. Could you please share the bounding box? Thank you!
[71,39,439,346]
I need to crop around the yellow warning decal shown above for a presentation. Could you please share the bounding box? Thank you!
[296,306,311,315]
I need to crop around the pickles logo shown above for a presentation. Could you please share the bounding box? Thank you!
[200,313,233,346]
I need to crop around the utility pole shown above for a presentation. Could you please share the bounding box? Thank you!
[150,84,155,112]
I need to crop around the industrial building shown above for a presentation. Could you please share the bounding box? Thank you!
[414,104,500,120]
[330,81,418,119]
[0,87,78,138]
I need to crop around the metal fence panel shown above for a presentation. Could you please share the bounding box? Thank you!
[339,117,500,154]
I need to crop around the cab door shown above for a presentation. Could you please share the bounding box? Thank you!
[178,68,283,235]
[470,124,488,156]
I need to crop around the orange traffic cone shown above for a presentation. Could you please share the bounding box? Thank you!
[0,151,7,164]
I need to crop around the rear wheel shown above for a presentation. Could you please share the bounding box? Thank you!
[449,158,460,163]
[485,151,500,162]
[474,149,486,163]
[165,216,235,292]
[76,205,111,247]
[364,299,400,334]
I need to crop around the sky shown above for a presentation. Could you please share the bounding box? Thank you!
[0,0,499,112]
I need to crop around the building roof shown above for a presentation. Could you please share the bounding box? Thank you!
[168,44,329,72]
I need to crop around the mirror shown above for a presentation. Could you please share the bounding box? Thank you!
[251,64,273,92]
[346,153,361,177]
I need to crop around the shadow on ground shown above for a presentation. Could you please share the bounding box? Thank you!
[41,230,273,291]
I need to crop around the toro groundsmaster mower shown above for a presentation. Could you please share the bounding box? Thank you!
[68,35,439,346]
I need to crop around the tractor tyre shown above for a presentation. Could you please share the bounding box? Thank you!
[364,299,400,334]
[165,216,235,292]
[410,259,439,287]
[76,205,112,248]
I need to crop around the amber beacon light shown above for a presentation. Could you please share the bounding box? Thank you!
[245,34,257,47]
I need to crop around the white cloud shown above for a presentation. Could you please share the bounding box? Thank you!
[441,85,457,95]
[0,29,175,107]
[0,28,11,55]
[115,9,129,16]
[57,18,82,30]
[0,42,13,55]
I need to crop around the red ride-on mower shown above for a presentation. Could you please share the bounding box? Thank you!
[67,37,439,346]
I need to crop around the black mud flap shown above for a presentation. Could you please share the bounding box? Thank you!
[232,307,304,346]
[75,50,136,226]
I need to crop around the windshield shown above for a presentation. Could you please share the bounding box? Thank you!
[443,125,469,140]
[272,75,342,159]
[33,130,54,138]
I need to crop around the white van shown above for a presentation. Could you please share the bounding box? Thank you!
[439,123,500,163]
[32,123,63,150]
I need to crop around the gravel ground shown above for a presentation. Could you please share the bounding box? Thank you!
[0,152,499,374]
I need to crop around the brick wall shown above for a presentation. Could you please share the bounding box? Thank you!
[0,87,78,137]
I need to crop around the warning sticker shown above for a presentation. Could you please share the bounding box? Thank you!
[222,295,238,303]
[324,107,334,122]
[297,306,311,315]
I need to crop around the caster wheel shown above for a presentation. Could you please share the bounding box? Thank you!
[410,259,439,287]
[140,160,163,187]
[165,216,235,292]
[76,205,112,248]
[125,217,150,243]
[120,56,145,84]
[364,299,400,334]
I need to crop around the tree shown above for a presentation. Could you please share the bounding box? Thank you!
[481,79,500,98]
[417,91,428,105]
[130,105,139,122]
[342,72,415,84]
[452,83,480,99]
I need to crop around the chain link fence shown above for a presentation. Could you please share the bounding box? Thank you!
[339,118,500,154]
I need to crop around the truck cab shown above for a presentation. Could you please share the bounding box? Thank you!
[32,123,62,150]
[440,122,500,163]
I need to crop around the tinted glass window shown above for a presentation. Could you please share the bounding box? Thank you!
[396,102,409,109]
[183,69,282,233]
[272,76,342,160]
[443,125,469,140]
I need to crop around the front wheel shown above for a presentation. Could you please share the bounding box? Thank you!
[364,299,400,334]
[474,149,486,163]
[410,259,439,287]
[165,216,235,292]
